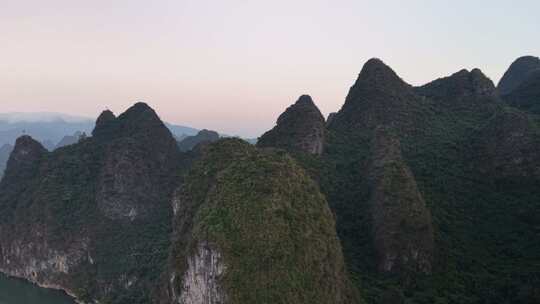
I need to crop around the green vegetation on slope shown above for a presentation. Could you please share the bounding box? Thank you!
[0,104,182,304]
[284,61,540,304]
[171,139,359,304]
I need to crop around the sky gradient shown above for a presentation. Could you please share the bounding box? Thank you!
[1,0,539,137]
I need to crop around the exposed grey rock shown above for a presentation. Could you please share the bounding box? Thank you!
[176,242,226,304]
[95,102,180,221]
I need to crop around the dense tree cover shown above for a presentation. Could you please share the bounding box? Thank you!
[168,138,359,304]
[287,59,540,304]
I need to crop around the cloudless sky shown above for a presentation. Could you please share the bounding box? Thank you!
[1,0,538,137]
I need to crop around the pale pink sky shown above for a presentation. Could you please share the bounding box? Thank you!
[1,0,538,137]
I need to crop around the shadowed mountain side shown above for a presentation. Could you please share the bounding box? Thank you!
[258,95,326,155]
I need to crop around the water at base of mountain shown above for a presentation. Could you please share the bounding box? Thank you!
[0,274,75,304]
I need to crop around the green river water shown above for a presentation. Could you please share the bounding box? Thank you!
[0,274,75,304]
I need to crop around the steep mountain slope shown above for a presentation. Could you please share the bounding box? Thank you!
[261,58,540,303]
[258,95,326,155]
[0,103,359,304]
[0,103,181,303]
[368,127,434,275]
[502,69,540,114]
[163,139,359,304]
[498,56,540,95]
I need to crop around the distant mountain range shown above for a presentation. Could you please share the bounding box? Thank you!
[0,112,202,148]
[0,112,257,177]
[0,112,259,149]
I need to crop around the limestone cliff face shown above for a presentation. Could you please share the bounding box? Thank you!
[95,103,180,221]
[258,95,326,155]
[0,103,181,303]
[368,127,434,274]
[175,242,226,304]
[163,139,359,304]
[0,136,86,297]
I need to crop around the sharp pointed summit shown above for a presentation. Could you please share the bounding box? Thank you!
[258,94,325,155]
[92,109,116,137]
[2,135,46,182]
[353,58,409,90]
[330,58,419,134]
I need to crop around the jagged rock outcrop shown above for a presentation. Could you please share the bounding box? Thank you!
[368,127,434,274]
[95,103,180,221]
[177,129,220,152]
[164,139,359,304]
[175,242,225,304]
[257,95,326,155]
[498,56,540,95]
